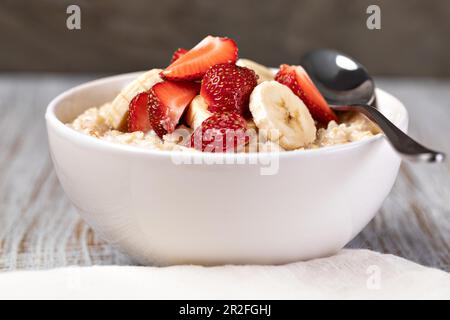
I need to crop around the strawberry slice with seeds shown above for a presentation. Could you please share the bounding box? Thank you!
[161,36,238,81]
[201,63,258,117]
[148,81,199,138]
[275,64,338,125]
[189,112,249,152]
[170,48,188,64]
[128,92,152,133]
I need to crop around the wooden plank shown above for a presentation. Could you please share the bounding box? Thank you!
[0,74,448,271]
[0,74,131,270]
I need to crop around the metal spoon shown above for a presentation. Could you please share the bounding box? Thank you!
[300,49,445,163]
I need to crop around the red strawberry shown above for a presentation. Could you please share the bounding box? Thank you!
[201,63,258,117]
[148,81,199,138]
[161,36,238,81]
[275,64,338,125]
[128,92,152,133]
[170,48,188,64]
[189,112,249,152]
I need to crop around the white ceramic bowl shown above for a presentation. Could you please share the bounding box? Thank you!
[46,72,408,266]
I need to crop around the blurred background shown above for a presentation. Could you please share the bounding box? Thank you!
[1,0,449,77]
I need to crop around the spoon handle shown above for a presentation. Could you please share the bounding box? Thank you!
[331,104,446,163]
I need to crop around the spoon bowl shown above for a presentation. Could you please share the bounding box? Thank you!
[301,49,445,163]
[301,49,375,106]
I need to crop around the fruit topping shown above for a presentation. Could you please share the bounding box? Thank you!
[275,64,337,125]
[161,36,238,81]
[189,112,249,152]
[201,63,257,117]
[170,48,188,64]
[127,92,152,133]
[148,81,199,138]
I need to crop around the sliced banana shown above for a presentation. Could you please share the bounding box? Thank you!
[109,69,163,130]
[249,81,317,150]
[185,95,212,129]
[236,58,274,84]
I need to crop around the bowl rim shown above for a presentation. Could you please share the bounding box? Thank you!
[45,71,408,160]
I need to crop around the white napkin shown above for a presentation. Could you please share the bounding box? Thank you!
[0,249,448,299]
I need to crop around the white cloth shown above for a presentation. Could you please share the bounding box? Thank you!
[0,249,448,300]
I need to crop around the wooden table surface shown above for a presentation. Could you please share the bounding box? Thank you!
[0,74,448,272]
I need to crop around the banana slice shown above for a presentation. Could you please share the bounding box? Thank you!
[109,69,163,130]
[236,58,274,84]
[185,95,212,129]
[249,81,317,150]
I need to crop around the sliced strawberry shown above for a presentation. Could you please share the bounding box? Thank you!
[189,112,249,152]
[148,81,199,138]
[170,48,188,64]
[161,36,238,81]
[201,63,258,117]
[275,64,338,125]
[128,92,152,133]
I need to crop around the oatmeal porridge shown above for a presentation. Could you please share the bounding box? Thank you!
[69,102,379,152]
